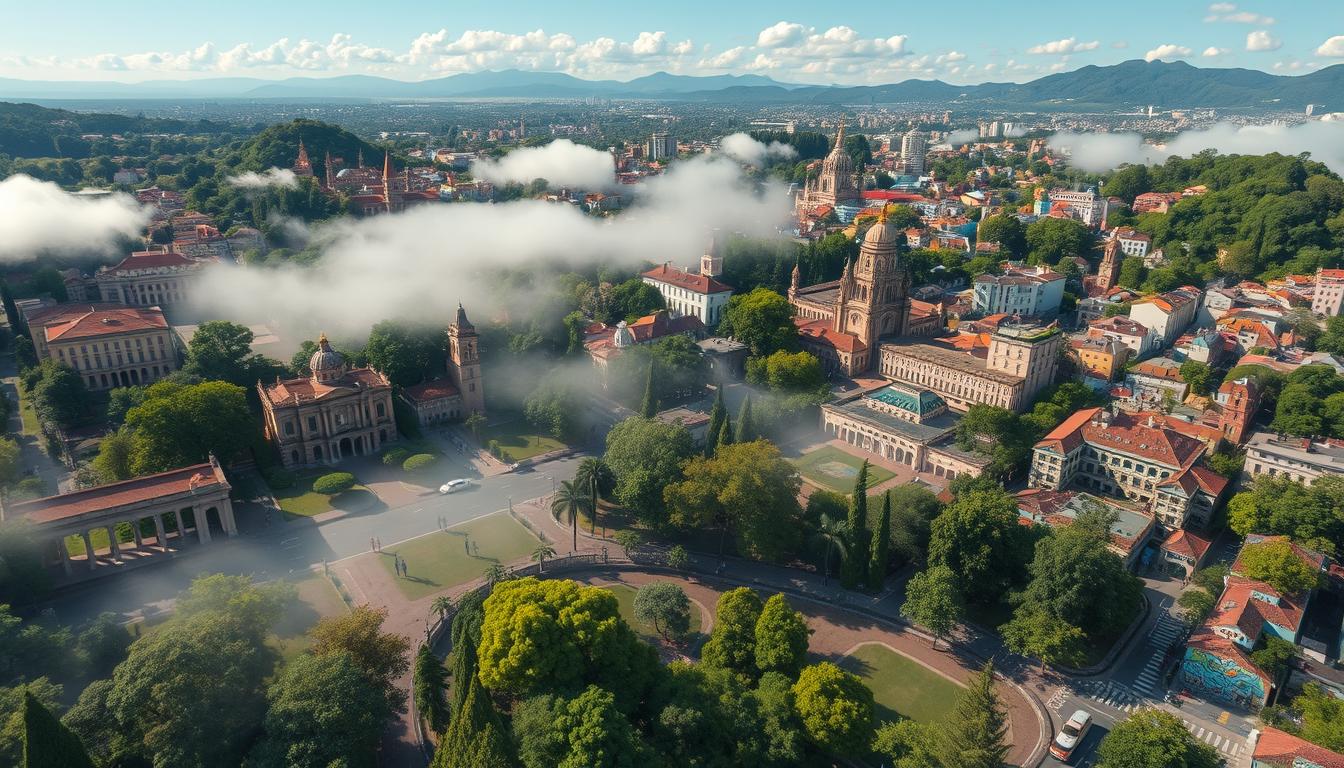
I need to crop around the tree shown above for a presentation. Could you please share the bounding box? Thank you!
[21,690,93,768]
[413,644,450,735]
[888,484,944,568]
[184,320,279,387]
[842,461,871,590]
[977,213,1028,258]
[1192,564,1230,595]
[1026,217,1090,264]
[28,361,88,429]
[633,582,692,642]
[718,288,797,357]
[464,412,486,440]
[869,490,892,588]
[524,372,583,443]
[403,453,437,472]
[639,362,657,417]
[88,429,135,484]
[531,543,556,572]
[664,441,803,561]
[433,674,513,768]
[551,480,584,552]
[247,651,386,768]
[123,380,254,473]
[513,685,647,768]
[603,417,694,527]
[0,438,20,490]
[1251,636,1298,679]
[938,661,1009,768]
[363,320,448,387]
[735,395,756,442]
[1180,360,1213,396]
[874,719,938,768]
[901,565,963,648]
[810,513,847,586]
[1000,606,1087,671]
[574,457,616,535]
[1298,683,1344,752]
[745,350,829,402]
[701,587,764,679]
[705,389,726,457]
[791,662,874,758]
[312,472,356,495]
[309,605,411,715]
[1228,476,1344,554]
[928,487,1031,605]
[1238,539,1321,594]
[1177,589,1216,625]
[1095,709,1221,768]
[754,594,809,678]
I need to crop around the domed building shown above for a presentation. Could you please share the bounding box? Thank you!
[259,334,399,468]
[796,120,860,212]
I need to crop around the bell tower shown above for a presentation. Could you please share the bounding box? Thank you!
[845,209,910,346]
[448,303,485,415]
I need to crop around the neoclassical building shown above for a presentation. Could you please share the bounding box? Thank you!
[259,335,399,468]
[796,120,860,213]
[400,304,487,425]
[94,248,213,311]
[877,324,1064,413]
[820,384,990,481]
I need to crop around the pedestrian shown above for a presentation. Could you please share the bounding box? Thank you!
[403,560,410,578]
[472,541,479,556]
[376,537,382,552]
[464,536,471,555]
[370,537,375,552]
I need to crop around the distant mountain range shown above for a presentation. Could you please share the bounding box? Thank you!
[2,60,1341,111]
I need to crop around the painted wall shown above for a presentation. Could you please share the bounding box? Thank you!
[1180,647,1268,709]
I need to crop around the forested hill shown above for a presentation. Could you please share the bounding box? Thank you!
[0,101,239,158]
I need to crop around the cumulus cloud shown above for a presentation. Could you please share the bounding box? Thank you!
[1027,37,1100,55]
[1047,121,1344,174]
[1203,3,1275,24]
[718,133,798,165]
[227,167,299,190]
[0,176,149,261]
[469,140,614,190]
[1318,36,1344,57]
[192,156,791,335]
[1245,30,1281,52]
[757,22,808,48]
[1203,47,1229,57]
[1145,44,1192,61]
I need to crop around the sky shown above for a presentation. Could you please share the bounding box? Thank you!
[1,0,1342,85]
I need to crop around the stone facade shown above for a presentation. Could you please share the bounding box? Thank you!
[94,248,212,310]
[795,121,859,213]
[1245,431,1344,486]
[28,303,179,391]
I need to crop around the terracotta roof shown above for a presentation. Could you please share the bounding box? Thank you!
[1254,727,1344,768]
[401,379,460,402]
[108,250,199,271]
[11,462,226,525]
[642,264,733,295]
[1089,316,1150,338]
[1211,575,1307,638]
[262,368,390,406]
[627,311,705,342]
[40,306,168,342]
[794,317,867,354]
[1036,407,1101,454]
[1034,408,1207,468]
[1161,529,1212,562]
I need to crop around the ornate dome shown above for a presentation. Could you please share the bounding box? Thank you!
[864,216,900,246]
[309,334,345,382]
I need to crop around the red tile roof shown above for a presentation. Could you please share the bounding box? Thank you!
[1212,575,1307,638]
[1036,407,1102,455]
[1036,408,1206,468]
[794,317,866,354]
[1161,529,1212,562]
[39,306,168,342]
[1185,628,1272,690]
[262,368,390,406]
[401,379,460,402]
[641,264,732,295]
[109,250,199,271]
[11,462,227,525]
[627,311,705,342]
[1254,727,1344,768]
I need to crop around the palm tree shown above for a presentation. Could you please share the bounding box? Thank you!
[430,595,453,621]
[532,543,557,573]
[464,412,486,442]
[551,480,584,552]
[573,458,616,536]
[810,514,848,586]
[482,563,507,587]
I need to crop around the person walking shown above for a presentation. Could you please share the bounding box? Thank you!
[370,537,375,552]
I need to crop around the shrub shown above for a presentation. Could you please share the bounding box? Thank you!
[382,447,411,467]
[403,453,438,473]
[614,530,646,552]
[667,544,689,570]
[312,472,357,495]
[265,468,296,490]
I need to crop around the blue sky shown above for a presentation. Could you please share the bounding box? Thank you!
[3,0,1342,84]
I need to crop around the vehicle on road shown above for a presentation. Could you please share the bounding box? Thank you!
[439,478,473,494]
[1050,709,1092,762]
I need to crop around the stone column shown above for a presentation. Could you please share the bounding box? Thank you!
[195,506,211,544]
[107,526,121,562]
[154,514,167,551]
[220,500,238,537]
[58,537,72,576]
[132,519,143,548]
[82,530,96,570]
[174,509,185,541]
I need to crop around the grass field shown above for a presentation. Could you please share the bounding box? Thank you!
[482,420,566,462]
[379,513,540,600]
[604,582,703,645]
[793,445,895,493]
[840,643,963,725]
[272,474,377,518]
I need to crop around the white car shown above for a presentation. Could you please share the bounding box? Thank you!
[1050,709,1092,762]
[439,479,472,494]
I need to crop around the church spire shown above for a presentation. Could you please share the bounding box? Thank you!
[834,119,847,151]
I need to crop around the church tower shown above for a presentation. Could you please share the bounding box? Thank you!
[844,209,910,347]
[812,119,859,207]
[1097,231,1122,292]
[700,233,723,278]
[323,150,335,190]
[447,303,485,415]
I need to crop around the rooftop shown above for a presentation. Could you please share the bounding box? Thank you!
[1253,727,1344,768]
[401,379,460,403]
[641,264,733,295]
[36,305,169,342]
[10,462,227,525]
[879,338,1024,386]
[1246,431,1344,471]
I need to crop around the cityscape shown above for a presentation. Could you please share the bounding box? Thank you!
[3,2,1344,767]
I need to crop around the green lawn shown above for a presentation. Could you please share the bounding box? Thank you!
[604,582,703,645]
[271,474,377,518]
[17,389,39,436]
[481,420,566,462]
[839,643,963,725]
[793,445,896,493]
[379,513,540,600]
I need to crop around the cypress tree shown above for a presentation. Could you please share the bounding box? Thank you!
[449,640,476,713]
[841,460,870,590]
[869,490,891,590]
[705,389,726,457]
[639,361,658,417]
[414,644,451,735]
[938,661,1009,768]
[22,691,94,768]
[433,674,513,768]
[717,413,734,450]
[736,395,755,442]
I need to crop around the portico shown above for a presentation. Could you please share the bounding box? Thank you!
[6,457,235,577]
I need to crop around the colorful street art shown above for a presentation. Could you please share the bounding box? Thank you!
[1180,647,1268,709]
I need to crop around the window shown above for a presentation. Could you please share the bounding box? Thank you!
[376,402,386,418]
[307,416,318,431]
[284,422,294,436]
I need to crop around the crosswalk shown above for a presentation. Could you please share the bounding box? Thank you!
[1180,717,1244,761]
[1072,681,1247,763]
[1133,612,1186,696]
[1082,680,1142,713]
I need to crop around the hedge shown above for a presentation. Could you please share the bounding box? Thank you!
[402,453,438,473]
[382,447,411,467]
[312,472,357,495]
[265,468,296,490]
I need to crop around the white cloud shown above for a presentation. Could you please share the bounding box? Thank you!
[1204,3,1275,24]
[1026,37,1100,55]
[1111,41,1130,49]
[0,176,149,261]
[1315,35,1344,57]
[1246,30,1281,52]
[718,133,797,165]
[757,22,808,48]
[1203,47,1229,57]
[1145,44,1192,61]
[946,129,979,145]
[1047,121,1344,175]
[470,139,615,189]
[227,167,299,190]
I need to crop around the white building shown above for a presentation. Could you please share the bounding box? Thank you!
[1087,316,1158,359]
[1048,189,1108,228]
[899,130,927,176]
[648,132,676,161]
[1111,227,1152,259]
[1311,268,1344,317]
[640,245,734,327]
[1128,287,1202,347]
[1245,431,1344,486]
[971,265,1066,318]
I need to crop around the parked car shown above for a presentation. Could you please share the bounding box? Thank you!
[1050,709,1093,762]
[439,479,473,494]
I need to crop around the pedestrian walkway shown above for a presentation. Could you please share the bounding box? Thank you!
[1080,680,1143,714]
[1180,716,1246,763]
[1132,612,1186,696]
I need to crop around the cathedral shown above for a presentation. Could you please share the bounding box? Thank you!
[795,120,861,214]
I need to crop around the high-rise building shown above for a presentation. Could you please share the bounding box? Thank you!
[647,132,676,161]
[899,130,927,175]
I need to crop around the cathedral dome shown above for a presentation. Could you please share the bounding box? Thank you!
[309,334,345,382]
[864,216,900,246]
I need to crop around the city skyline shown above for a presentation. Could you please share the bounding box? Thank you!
[2,0,1343,85]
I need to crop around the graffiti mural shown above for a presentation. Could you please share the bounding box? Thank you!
[1180,647,1268,709]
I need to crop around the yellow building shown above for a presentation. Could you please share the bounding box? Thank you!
[1071,336,1128,381]
[27,303,179,391]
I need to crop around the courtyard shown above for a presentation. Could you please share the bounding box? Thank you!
[792,444,896,493]
[375,512,541,600]
[838,642,963,725]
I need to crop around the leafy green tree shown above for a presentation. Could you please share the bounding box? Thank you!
[842,461,870,590]
[414,644,450,734]
[718,288,798,357]
[1177,589,1216,626]
[514,685,647,768]
[745,350,829,403]
[0,680,62,768]
[664,441,803,561]
[574,457,615,535]
[1238,539,1321,594]
[937,661,1010,768]
[705,389,726,457]
[0,437,20,490]
[247,651,386,768]
[123,380,255,473]
[977,213,1028,258]
[312,472,356,495]
[928,487,1031,605]
[1228,476,1344,554]
[1191,564,1230,595]
[432,674,513,768]
[309,605,410,715]
[605,278,665,324]
[1298,683,1344,751]
[1000,605,1087,671]
[363,320,448,387]
[639,362,657,417]
[869,490,892,588]
[633,582,692,642]
[1026,217,1090,264]
[184,320,280,387]
[790,662,874,758]
[1102,165,1152,204]
[735,395,756,442]
[1251,636,1298,679]
[603,417,694,527]
[28,361,88,429]
[901,565,964,648]
[873,719,939,768]
[523,371,583,442]
[754,594,809,678]
[810,512,848,585]
[1180,360,1213,396]
[105,385,147,426]
[701,587,764,679]
[21,689,93,768]
[888,484,944,568]
[89,430,135,483]
[1095,709,1221,768]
